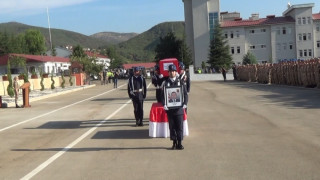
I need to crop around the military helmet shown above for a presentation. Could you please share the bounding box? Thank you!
[133,66,140,72]
[168,64,177,71]
[179,62,185,70]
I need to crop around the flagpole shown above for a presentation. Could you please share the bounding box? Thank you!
[47,7,53,52]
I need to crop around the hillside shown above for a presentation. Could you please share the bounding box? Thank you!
[116,21,185,62]
[90,32,138,44]
[0,22,107,49]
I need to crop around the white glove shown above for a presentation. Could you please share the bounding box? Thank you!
[183,104,187,109]
[163,105,169,111]
[176,73,180,77]
[130,91,135,96]
[159,74,163,79]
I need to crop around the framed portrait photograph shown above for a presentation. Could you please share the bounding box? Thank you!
[165,86,183,109]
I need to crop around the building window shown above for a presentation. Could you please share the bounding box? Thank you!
[230,31,234,38]
[225,32,228,38]
[261,29,266,33]
[317,41,320,48]
[308,49,312,57]
[237,46,240,53]
[236,31,240,38]
[303,33,307,41]
[297,17,301,25]
[304,50,307,57]
[289,43,293,50]
[231,47,235,54]
[209,12,219,40]
[307,17,311,24]
[261,45,266,49]
[298,34,302,41]
[302,17,306,24]
[317,25,320,32]
[249,29,255,34]
[282,27,286,34]
[250,45,256,49]
[299,50,303,57]
[308,33,311,40]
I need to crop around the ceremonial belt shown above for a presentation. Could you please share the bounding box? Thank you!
[133,89,143,92]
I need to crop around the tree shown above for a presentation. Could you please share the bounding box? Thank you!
[180,38,193,68]
[242,52,257,65]
[207,22,232,71]
[51,46,57,56]
[155,32,181,63]
[24,29,46,55]
[6,61,14,98]
[71,45,104,77]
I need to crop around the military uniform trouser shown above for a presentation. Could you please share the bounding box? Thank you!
[132,99,144,123]
[156,89,162,103]
[167,113,184,141]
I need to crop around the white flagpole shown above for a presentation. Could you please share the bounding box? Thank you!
[47,7,53,52]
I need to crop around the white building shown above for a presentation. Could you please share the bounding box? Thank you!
[183,0,320,67]
[0,54,71,76]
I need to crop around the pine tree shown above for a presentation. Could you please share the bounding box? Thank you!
[207,22,232,71]
[242,52,257,65]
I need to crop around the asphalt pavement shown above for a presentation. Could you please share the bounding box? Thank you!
[0,79,320,180]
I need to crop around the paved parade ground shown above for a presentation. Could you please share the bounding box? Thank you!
[1,79,320,179]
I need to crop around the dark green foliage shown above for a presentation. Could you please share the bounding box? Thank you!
[61,73,65,89]
[51,46,57,56]
[207,22,233,71]
[69,75,73,86]
[155,32,182,62]
[24,29,46,55]
[51,70,55,89]
[40,68,44,91]
[242,52,257,65]
[6,62,14,98]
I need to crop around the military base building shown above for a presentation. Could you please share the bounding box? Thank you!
[182,0,320,68]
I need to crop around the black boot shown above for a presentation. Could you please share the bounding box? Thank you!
[176,141,184,150]
[139,120,144,126]
[136,120,139,126]
[171,140,177,150]
[16,104,20,108]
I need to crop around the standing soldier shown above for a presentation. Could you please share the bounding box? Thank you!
[128,67,147,126]
[179,62,190,114]
[162,64,188,150]
[151,64,164,103]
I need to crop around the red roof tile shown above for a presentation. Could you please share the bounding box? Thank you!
[221,16,295,28]
[313,13,320,20]
[122,62,156,69]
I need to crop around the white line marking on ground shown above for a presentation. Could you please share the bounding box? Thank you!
[21,83,152,180]
[0,84,126,133]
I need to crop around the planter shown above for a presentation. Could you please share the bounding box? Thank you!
[31,75,38,79]
[2,76,8,81]
[42,74,49,78]
[18,74,24,80]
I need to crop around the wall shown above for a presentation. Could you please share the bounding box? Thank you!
[189,65,233,81]
[0,76,77,96]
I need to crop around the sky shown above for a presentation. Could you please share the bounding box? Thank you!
[0,0,319,36]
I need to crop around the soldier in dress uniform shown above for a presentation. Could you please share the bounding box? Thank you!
[162,64,188,150]
[178,62,190,93]
[127,67,147,126]
[151,64,164,103]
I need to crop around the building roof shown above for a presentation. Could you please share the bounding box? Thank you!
[85,51,109,59]
[122,62,156,69]
[0,54,70,66]
[221,16,296,28]
[313,13,320,20]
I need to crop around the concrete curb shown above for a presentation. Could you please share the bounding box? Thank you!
[6,85,96,108]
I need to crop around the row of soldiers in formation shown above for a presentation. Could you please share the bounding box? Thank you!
[235,58,320,88]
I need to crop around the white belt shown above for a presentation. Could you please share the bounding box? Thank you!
[133,89,143,92]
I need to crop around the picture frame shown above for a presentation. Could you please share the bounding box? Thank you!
[164,86,183,109]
